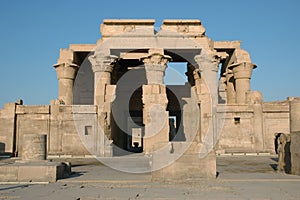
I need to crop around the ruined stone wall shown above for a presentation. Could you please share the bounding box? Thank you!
[48,105,98,156]
[262,101,290,153]
[0,103,101,157]
[0,103,17,154]
[15,105,50,158]
[216,105,255,153]
[216,102,289,154]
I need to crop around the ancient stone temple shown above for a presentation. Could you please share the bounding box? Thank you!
[0,19,298,178]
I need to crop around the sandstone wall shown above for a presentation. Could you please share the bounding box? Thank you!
[48,105,99,156]
[0,103,17,155]
[15,105,50,158]
[216,101,289,154]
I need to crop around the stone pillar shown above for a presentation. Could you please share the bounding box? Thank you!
[88,53,117,156]
[225,69,236,104]
[194,51,219,146]
[141,49,171,153]
[194,52,219,105]
[53,62,79,105]
[88,53,117,106]
[229,62,256,104]
[218,75,227,104]
[290,97,300,175]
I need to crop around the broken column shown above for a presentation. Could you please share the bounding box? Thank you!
[225,69,236,104]
[141,48,171,153]
[290,97,300,175]
[53,49,79,105]
[88,53,117,155]
[229,62,256,104]
[22,134,47,160]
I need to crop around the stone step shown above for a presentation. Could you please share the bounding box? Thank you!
[97,155,151,173]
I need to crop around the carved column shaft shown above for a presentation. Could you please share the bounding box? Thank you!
[89,54,117,106]
[53,62,79,105]
[141,50,171,153]
[229,62,256,104]
[225,70,236,104]
[194,52,219,105]
[194,51,220,146]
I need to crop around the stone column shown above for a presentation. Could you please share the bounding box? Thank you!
[290,97,300,175]
[88,53,117,156]
[194,51,220,146]
[88,53,117,106]
[194,52,219,105]
[229,62,256,104]
[53,62,79,105]
[225,69,236,104]
[141,49,171,153]
[218,75,227,104]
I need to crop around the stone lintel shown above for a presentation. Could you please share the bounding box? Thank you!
[69,44,96,52]
[162,19,202,25]
[120,52,148,60]
[103,19,155,25]
[214,41,241,49]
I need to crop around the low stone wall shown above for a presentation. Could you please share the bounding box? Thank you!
[0,161,71,183]
[151,142,216,180]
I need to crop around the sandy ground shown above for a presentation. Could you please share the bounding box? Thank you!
[0,155,300,200]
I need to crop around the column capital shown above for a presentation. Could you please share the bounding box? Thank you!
[141,53,171,69]
[229,62,257,79]
[53,62,79,80]
[194,51,220,72]
[141,51,172,85]
[88,53,118,73]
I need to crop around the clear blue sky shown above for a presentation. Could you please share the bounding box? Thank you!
[0,0,299,107]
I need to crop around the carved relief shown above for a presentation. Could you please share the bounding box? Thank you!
[177,25,189,33]
[123,25,135,32]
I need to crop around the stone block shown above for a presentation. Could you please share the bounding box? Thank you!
[161,19,205,37]
[100,19,155,37]
[21,134,46,161]
[291,132,300,175]
[0,161,71,183]
[290,98,300,133]
[151,143,216,181]
[16,105,50,114]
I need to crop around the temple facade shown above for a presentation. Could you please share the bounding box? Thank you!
[1,19,299,178]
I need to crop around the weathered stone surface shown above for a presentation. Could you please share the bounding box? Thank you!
[22,134,46,161]
[160,19,206,37]
[290,97,300,175]
[0,161,71,183]
[1,19,299,180]
[152,142,216,180]
[291,132,300,175]
[0,103,16,155]
[100,19,155,38]
[276,133,291,173]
